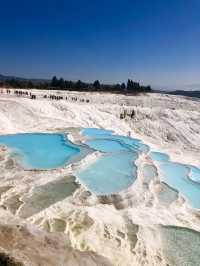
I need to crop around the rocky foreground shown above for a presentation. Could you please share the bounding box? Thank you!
[0,90,200,266]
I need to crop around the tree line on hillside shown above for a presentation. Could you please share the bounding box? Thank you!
[0,76,152,93]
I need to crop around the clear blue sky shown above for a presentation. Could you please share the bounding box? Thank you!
[0,0,199,86]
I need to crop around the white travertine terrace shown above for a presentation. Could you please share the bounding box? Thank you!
[0,90,200,266]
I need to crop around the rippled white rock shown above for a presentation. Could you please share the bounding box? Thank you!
[0,90,200,266]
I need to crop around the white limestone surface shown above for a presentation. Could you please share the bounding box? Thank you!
[0,90,200,266]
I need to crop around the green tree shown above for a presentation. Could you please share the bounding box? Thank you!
[121,82,126,91]
[93,80,101,90]
[127,79,133,90]
[27,81,34,88]
[76,80,86,90]
[58,78,65,89]
[51,76,58,87]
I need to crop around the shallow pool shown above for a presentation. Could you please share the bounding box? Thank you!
[149,151,170,162]
[78,128,200,208]
[76,128,142,195]
[84,138,131,153]
[190,166,200,183]
[159,162,200,209]
[0,133,81,169]
[76,151,137,195]
[150,150,200,208]
[1,128,200,209]
[81,128,113,138]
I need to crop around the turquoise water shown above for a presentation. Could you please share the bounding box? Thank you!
[0,133,80,169]
[102,135,149,153]
[81,128,113,137]
[77,152,137,194]
[190,166,200,183]
[78,128,200,208]
[76,128,141,195]
[150,151,200,208]
[84,138,130,153]
[1,128,200,208]
[149,151,170,162]
[159,162,200,209]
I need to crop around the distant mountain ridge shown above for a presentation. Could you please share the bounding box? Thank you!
[0,74,49,83]
[168,90,200,99]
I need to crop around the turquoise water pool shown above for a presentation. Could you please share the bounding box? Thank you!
[76,128,144,195]
[190,166,200,183]
[149,151,170,162]
[150,150,200,208]
[1,128,200,208]
[81,128,113,137]
[78,128,200,208]
[84,138,131,153]
[0,133,80,169]
[158,162,200,209]
[77,152,137,194]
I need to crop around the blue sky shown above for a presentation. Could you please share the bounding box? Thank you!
[0,0,200,86]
